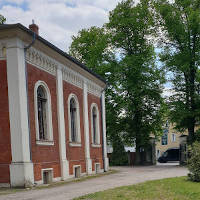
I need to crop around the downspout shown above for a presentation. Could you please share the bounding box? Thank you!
[100,85,107,172]
[24,32,36,161]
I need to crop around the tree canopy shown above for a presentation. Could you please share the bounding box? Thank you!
[69,0,166,157]
[0,14,6,24]
[154,0,200,144]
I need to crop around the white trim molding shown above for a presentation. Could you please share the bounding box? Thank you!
[68,93,81,144]
[83,80,92,174]
[101,91,109,171]
[0,44,6,60]
[87,80,102,97]
[90,103,100,145]
[6,38,34,187]
[56,67,69,180]
[26,47,57,76]
[63,67,84,89]
[34,80,54,145]
[73,165,81,178]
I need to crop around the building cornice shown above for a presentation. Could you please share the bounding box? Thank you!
[26,47,57,76]
[26,47,102,97]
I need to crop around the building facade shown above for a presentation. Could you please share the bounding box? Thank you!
[0,23,109,187]
[156,121,187,159]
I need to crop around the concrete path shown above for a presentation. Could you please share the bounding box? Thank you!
[0,163,188,200]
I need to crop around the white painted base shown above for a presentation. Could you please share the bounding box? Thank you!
[86,158,92,174]
[0,183,10,188]
[91,169,104,175]
[35,177,62,185]
[104,157,109,172]
[60,160,69,180]
[10,162,34,187]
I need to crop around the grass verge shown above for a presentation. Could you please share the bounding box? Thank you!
[74,176,200,200]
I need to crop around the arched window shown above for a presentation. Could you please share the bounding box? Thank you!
[34,81,53,145]
[91,104,100,145]
[70,98,77,142]
[68,94,81,144]
[37,85,47,140]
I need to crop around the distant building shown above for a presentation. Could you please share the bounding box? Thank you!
[156,121,188,159]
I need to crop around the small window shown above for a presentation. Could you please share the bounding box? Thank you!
[34,81,53,144]
[91,104,100,145]
[68,94,81,143]
[74,166,81,178]
[42,169,53,184]
[162,133,168,145]
[95,163,101,174]
[171,133,176,142]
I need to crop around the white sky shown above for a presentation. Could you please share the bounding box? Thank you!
[0,0,122,51]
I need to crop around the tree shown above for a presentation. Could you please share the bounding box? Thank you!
[69,26,126,163]
[107,0,165,161]
[154,0,200,144]
[69,0,165,165]
[0,14,6,24]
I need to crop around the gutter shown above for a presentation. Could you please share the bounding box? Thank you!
[24,31,36,161]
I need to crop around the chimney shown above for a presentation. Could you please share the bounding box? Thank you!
[29,19,39,35]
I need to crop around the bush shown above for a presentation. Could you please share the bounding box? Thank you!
[187,142,200,182]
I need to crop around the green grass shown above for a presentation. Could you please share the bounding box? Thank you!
[74,177,200,200]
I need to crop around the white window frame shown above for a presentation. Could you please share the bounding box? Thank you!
[34,80,54,145]
[171,133,176,142]
[91,103,101,147]
[68,93,81,145]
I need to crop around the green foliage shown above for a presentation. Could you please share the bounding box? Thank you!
[69,25,125,151]
[69,26,112,75]
[154,0,200,144]
[188,142,200,182]
[69,0,166,156]
[0,14,6,24]
[109,135,128,166]
[107,0,165,149]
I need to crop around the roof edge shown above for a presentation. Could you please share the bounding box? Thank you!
[0,23,106,84]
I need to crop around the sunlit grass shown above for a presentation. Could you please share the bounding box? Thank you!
[74,177,200,200]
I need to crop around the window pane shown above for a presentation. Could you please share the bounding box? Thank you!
[37,86,47,140]
[70,98,77,142]
[92,107,97,144]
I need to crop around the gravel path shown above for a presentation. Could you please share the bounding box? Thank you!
[0,163,188,200]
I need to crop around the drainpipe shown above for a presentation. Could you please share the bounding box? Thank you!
[24,32,36,161]
[100,85,107,172]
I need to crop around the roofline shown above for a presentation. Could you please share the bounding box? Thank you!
[0,23,106,84]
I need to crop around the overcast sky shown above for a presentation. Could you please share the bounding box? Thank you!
[0,0,122,52]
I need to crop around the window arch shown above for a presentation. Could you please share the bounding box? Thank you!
[68,94,81,144]
[91,103,100,145]
[34,81,53,144]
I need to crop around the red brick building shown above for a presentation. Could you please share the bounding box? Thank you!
[0,22,109,187]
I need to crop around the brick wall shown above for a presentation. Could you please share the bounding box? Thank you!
[88,93,104,171]
[0,60,11,183]
[63,81,86,175]
[27,63,61,181]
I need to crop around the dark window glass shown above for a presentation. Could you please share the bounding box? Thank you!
[37,86,47,140]
[92,107,97,144]
[162,132,168,145]
[70,98,77,142]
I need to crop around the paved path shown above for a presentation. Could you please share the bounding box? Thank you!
[0,163,188,200]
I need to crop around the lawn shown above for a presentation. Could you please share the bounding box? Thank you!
[74,177,200,200]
